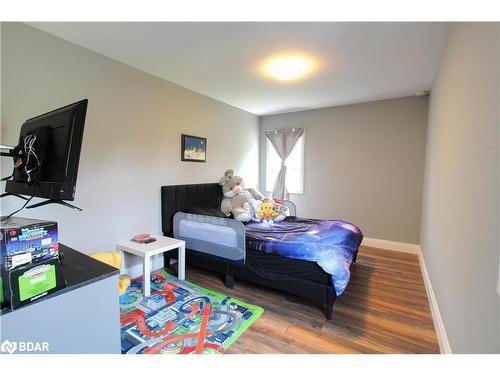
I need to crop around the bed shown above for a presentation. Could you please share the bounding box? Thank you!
[161,183,363,319]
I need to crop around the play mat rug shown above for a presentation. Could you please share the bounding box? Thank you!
[119,269,263,354]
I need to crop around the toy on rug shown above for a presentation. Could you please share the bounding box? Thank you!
[90,252,131,295]
[218,169,265,222]
[255,198,288,224]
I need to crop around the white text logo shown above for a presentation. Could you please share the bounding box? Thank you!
[1,340,49,354]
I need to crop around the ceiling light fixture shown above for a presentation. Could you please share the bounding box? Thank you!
[263,55,314,82]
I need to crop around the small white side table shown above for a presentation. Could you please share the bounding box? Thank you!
[116,235,185,297]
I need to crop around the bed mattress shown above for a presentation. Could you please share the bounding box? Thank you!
[177,215,330,283]
[178,215,363,295]
[245,217,363,295]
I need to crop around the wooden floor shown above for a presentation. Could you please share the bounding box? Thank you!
[177,245,440,354]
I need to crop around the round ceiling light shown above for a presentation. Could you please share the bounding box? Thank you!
[263,54,315,81]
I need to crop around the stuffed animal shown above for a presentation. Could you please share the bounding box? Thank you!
[256,199,276,224]
[90,252,130,295]
[218,169,265,222]
[256,198,288,224]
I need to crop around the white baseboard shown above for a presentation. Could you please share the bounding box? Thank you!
[361,236,452,354]
[362,237,419,254]
[416,246,452,354]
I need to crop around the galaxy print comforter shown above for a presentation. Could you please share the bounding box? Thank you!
[245,217,363,296]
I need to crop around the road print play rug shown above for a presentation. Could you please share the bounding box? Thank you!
[119,269,263,354]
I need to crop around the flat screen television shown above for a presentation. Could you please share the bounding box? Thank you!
[3,99,87,210]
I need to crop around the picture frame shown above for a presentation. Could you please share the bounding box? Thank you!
[181,134,207,162]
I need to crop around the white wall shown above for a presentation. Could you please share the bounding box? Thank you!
[1,23,259,275]
[259,96,429,244]
[420,23,500,353]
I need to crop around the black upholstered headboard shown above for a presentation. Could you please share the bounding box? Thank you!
[161,183,223,236]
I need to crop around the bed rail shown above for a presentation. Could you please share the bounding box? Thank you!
[173,212,246,262]
[283,200,297,216]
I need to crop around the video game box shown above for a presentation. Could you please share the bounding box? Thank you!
[1,256,67,310]
[0,216,59,272]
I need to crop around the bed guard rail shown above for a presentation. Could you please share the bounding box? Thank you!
[283,200,297,216]
[173,212,246,262]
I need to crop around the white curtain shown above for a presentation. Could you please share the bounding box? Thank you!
[266,127,304,200]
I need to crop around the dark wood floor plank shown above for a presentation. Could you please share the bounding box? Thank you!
[176,245,440,354]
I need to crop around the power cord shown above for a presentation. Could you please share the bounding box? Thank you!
[1,195,34,222]
[1,133,44,184]
[23,134,41,184]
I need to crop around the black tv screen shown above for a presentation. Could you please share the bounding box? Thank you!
[5,99,87,202]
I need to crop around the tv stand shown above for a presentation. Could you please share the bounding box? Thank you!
[27,199,82,211]
[0,192,29,200]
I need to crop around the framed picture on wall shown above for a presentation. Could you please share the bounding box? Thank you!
[181,134,207,162]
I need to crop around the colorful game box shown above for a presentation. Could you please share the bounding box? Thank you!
[1,217,64,310]
[1,217,59,271]
[1,257,67,310]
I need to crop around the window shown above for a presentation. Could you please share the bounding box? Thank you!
[265,133,304,194]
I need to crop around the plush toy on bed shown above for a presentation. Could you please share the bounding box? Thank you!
[255,198,284,224]
[218,169,266,222]
[218,169,288,223]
